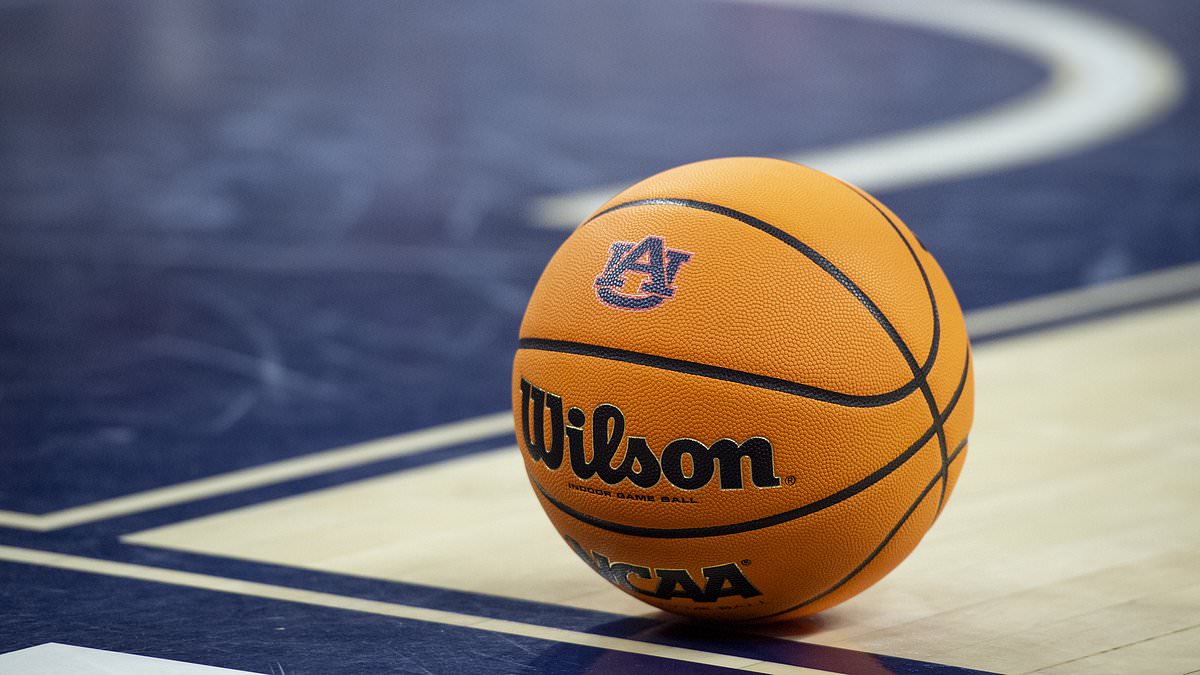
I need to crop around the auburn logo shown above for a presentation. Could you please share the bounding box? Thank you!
[564,535,761,602]
[595,235,692,310]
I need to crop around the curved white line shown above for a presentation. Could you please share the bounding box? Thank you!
[530,0,1185,229]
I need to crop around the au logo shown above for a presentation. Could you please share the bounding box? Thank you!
[595,235,692,310]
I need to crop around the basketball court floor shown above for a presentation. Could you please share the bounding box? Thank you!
[1,0,1198,673]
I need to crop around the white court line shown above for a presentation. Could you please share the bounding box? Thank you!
[966,261,1200,340]
[0,643,262,675]
[0,412,515,531]
[530,0,1185,229]
[5,263,1198,532]
[0,545,826,674]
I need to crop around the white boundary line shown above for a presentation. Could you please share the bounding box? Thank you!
[966,261,1200,340]
[0,643,262,675]
[5,263,1198,532]
[0,545,826,674]
[0,412,515,531]
[530,0,1185,229]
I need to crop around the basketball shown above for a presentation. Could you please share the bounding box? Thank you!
[513,157,974,622]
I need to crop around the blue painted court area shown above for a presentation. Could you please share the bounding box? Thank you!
[1,0,1198,672]
[0,0,1049,514]
[0,562,750,674]
[0,550,996,674]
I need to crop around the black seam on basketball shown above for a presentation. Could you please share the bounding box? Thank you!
[749,435,969,621]
[827,181,953,516]
[588,194,953,514]
[518,338,926,408]
[533,197,941,407]
[583,198,939,381]
[526,351,970,539]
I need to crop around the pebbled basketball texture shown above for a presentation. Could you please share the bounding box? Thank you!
[513,157,974,622]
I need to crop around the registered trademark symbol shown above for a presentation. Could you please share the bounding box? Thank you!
[785,475,797,486]
[741,559,752,566]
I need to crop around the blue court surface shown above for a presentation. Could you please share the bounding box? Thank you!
[1,0,1199,673]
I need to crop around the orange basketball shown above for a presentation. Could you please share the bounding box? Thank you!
[512,157,973,621]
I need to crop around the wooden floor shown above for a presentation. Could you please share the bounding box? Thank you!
[124,297,1200,674]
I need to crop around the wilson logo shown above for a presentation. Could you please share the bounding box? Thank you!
[564,535,761,602]
[519,378,781,491]
[594,235,692,310]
